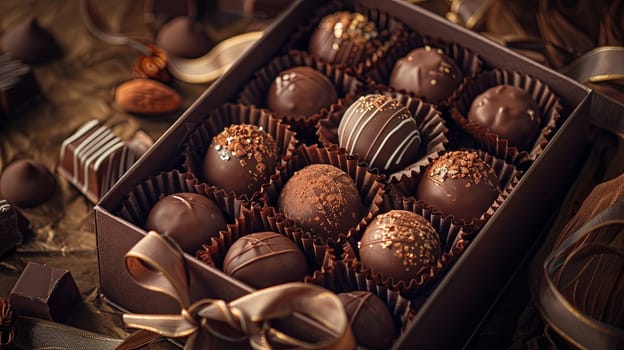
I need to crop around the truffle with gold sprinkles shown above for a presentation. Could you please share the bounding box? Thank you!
[309,11,379,66]
[202,124,278,197]
[359,210,440,284]
[389,46,463,103]
[416,150,501,222]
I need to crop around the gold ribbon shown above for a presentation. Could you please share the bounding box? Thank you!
[559,46,624,84]
[116,231,355,350]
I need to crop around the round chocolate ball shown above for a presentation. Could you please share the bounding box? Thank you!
[0,159,56,208]
[389,46,463,103]
[202,124,278,197]
[337,291,397,350]
[338,94,421,173]
[416,150,501,222]
[156,17,213,58]
[278,164,362,241]
[267,66,338,117]
[359,210,440,284]
[223,231,308,289]
[145,192,227,253]
[468,85,541,150]
[309,11,378,66]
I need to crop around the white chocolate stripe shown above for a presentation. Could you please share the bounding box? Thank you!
[84,139,124,193]
[386,129,420,170]
[343,98,395,154]
[60,120,100,174]
[73,126,112,185]
[363,106,410,161]
[370,118,417,170]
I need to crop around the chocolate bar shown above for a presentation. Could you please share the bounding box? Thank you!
[0,55,39,120]
[8,262,80,322]
[0,200,27,257]
[57,120,144,204]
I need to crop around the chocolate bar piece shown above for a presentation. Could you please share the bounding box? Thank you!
[0,200,27,257]
[0,55,39,120]
[9,262,80,322]
[57,120,142,204]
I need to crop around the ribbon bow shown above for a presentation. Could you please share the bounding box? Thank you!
[116,231,355,350]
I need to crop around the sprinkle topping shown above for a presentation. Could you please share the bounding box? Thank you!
[212,124,277,164]
[427,151,500,191]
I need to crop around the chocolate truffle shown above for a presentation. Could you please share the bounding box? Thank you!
[156,16,213,58]
[145,192,227,253]
[278,164,362,241]
[0,159,55,208]
[389,46,463,103]
[202,124,278,197]
[0,54,40,120]
[338,94,421,173]
[468,85,541,150]
[223,231,308,289]
[359,210,440,284]
[416,150,501,222]
[1,16,60,64]
[337,291,397,349]
[267,66,338,117]
[309,11,378,66]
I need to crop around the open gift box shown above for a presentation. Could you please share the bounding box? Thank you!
[94,0,622,348]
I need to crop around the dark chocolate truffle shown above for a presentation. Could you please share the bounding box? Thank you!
[278,164,362,241]
[145,192,227,253]
[337,291,397,350]
[156,16,213,58]
[267,66,338,117]
[222,231,308,289]
[202,124,278,197]
[0,16,60,64]
[468,85,541,150]
[338,94,421,173]
[389,46,463,103]
[416,150,501,222]
[309,11,378,66]
[359,210,440,284]
[0,159,56,208]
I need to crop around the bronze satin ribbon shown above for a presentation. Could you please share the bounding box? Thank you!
[116,231,355,350]
[537,201,624,350]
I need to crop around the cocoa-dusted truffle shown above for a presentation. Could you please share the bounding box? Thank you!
[156,16,213,58]
[0,16,60,64]
[359,210,440,284]
[0,159,56,208]
[416,150,501,222]
[145,192,227,253]
[337,291,397,350]
[222,231,308,289]
[338,94,421,173]
[278,164,362,241]
[309,11,378,66]
[267,66,338,117]
[389,46,463,103]
[468,85,541,150]
[202,124,278,197]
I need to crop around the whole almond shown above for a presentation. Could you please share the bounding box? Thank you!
[114,79,181,115]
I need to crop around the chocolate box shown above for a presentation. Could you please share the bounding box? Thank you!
[94,0,621,348]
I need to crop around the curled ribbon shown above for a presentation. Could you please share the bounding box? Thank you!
[117,231,355,350]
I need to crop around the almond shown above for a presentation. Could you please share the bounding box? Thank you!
[114,79,181,115]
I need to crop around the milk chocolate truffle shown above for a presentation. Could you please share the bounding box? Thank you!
[0,159,55,208]
[338,94,421,173]
[359,210,440,284]
[468,85,541,150]
[337,291,397,350]
[223,231,308,289]
[145,192,227,253]
[156,16,213,58]
[1,17,60,64]
[309,11,378,66]
[202,124,278,197]
[267,66,338,117]
[416,150,501,222]
[278,164,362,241]
[389,46,463,103]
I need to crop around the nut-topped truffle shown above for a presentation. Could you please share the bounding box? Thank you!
[202,124,278,197]
[309,11,379,66]
[359,210,440,284]
[468,85,541,150]
[389,46,463,103]
[278,164,363,241]
[416,150,501,222]
[338,94,421,173]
